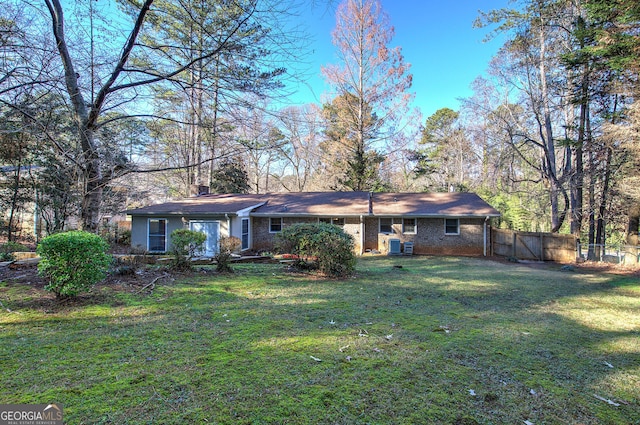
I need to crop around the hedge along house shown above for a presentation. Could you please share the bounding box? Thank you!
[126,191,500,256]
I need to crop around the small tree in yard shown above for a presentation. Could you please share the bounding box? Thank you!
[37,231,112,298]
[214,236,241,273]
[275,223,356,277]
[169,229,206,271]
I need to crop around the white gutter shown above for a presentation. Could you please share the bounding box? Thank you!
[360,215,365,255]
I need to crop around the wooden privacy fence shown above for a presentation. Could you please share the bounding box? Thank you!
[491,228,577,262]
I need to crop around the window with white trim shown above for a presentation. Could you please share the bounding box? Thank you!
[403,218,417,234]
[269,217,283,233]
[379,218,394,234]
[148,218,167,252]
[445,218,460,235]
[241,218,250,250]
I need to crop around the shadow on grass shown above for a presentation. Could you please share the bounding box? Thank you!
[0,256,637,424]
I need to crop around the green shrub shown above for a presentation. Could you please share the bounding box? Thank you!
[274,222,356,277]
[37,231,112,298]
[118,229,132,246]
[0,241,29,261]
[169,229,206,270]
[214,236,241,273]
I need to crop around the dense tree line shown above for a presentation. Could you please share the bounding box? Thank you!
[0,0,638,249]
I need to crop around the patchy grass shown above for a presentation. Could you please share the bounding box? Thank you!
[0,256,638,424]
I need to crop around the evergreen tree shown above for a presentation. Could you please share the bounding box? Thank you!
[210,159,250,194]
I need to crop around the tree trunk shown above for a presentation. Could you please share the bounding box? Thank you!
[207,59,221,187]
[586,145,597,260]
[80,130,104,233]
[538,19,564,232]
[45,0,154,232]
[7,166,22,242]
[595,145,613,249]
[570,63,589,237]
[627,207,640,245]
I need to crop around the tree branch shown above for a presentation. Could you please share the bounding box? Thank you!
[103,3,257,97]
[88,0,155,128]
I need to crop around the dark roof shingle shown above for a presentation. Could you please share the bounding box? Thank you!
[371,192,500,217]
[126,191,500,218]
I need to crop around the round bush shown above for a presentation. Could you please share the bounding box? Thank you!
[37,231,112,298]
[214,236,241,273]
[274,222,356,277]
[169,229,207,270]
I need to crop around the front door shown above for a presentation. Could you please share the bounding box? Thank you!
[189,221,220,256]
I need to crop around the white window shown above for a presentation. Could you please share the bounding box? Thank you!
[403,218,417,234]
[148,218,167,252]
[241,218,250,250]
[445,218,460,235]
[319,217,345,227]
[270,217,283,233]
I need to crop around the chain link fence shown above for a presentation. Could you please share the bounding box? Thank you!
[577,243,640,265]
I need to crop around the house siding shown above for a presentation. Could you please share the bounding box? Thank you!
[251,216,485,255]
[130,215,230,253]
[375,217,485,255]
[252,217,280,251]
[364,217,379,252]
[343,217,362,254]
[252,216,363,253]
[127,192,498,256]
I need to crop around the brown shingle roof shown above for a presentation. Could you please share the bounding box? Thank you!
[126,191,500,218]
[370,192,500,217]
[251,192,371,216]
[125,193,266,215]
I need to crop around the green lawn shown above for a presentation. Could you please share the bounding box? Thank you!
[1,256,638,424]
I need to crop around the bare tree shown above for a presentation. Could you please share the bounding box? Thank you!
[321,0,413,191]
[1,0,301,232]
[477,0,577,232]
[272,104,324,192]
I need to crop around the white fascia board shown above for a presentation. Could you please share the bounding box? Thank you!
[236,202,267,217]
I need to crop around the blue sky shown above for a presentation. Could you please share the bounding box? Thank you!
[288,0,509,118]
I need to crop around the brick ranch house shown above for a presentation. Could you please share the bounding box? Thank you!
[126,191,500,256]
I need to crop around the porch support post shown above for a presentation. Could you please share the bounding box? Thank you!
[360,215,365,256]
[225,214,231,238]
[484,216,489,257]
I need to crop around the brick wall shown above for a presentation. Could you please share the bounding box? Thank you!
[252,216,487,255]
[368,217,486,255]
[252,216,363,253]
[416,218,485,255]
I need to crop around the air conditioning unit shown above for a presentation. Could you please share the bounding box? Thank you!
[388,239,401,255]
[403,242,414,255]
